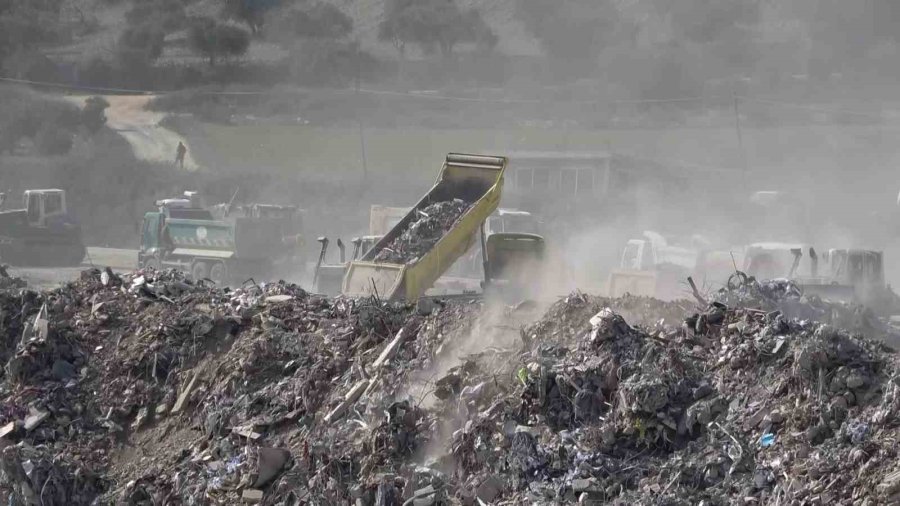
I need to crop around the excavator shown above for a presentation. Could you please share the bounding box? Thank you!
[0,189,85,266]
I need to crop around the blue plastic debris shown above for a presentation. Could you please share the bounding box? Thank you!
[759,433,776,447]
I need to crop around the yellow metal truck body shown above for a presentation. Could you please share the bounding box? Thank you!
[343,153,506,301]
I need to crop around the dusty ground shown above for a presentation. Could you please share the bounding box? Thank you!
[7,247,135,290]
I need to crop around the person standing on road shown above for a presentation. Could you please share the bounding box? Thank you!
[175,141,187,169]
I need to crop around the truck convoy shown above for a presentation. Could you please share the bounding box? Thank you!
[139,193,301,284]
[0,189,85,266]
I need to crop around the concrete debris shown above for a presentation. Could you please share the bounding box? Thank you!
[0,267,899,504]
[374,199,471,264]
[0,267,26,291]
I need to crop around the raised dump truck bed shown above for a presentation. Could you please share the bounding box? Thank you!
[342,153,506,301]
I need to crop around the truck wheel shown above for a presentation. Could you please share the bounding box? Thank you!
[209,262,228,285]
[191,261,210,281]
[142,258,161,271]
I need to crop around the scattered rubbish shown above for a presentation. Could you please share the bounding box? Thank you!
[0,267,897,504]
[374,199,471,264]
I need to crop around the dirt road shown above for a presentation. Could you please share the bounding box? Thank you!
[67,95,198,170]
[8,247,137,290]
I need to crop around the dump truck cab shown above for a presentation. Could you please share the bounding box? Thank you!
[481,231,545,300]
[139,193,287,284]
[485,209,539,235]
[608,231,700,300]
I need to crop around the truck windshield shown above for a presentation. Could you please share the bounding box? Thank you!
[500,215,536,234]
[168,209,214,220]
[44,193,63,215]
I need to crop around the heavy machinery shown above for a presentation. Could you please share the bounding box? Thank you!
[369,206,407,236]
[138,195,294,284]
[313,235,380,296]
[211,202,306,275]
[742,244,892,311]
[481,230,545,299]
[607,231,703,300]
[343,153,506,301]
[0,189,85,266]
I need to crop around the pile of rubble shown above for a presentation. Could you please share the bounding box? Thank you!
[713,274,899,342]
[375,199,471,264]
[423,287,900,504]
[2,267,900,504]
[0,265,26,291]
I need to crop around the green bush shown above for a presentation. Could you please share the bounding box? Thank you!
[188,17,251,66]
[34,125,73,155]
[82,96,109,134]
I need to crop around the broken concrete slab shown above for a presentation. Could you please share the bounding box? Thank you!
[253,447,291,487]
[476,475,503,503]
[24,410,49,432]
[241,488,264,503]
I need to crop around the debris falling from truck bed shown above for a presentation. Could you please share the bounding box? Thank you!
[2,269,900,504]
[374,199,471,264]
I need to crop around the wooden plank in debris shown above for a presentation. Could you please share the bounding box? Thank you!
[324,379,371,424]
[372,328,409,369]
[172,372,200,414]
[878,469,900,495]
[232,426,262,441]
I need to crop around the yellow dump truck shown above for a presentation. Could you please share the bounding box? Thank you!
[342,153,506,301]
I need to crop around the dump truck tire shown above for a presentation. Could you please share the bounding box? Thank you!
[141,258,161,271]
[191,261,210,281]
[209,262,227,285]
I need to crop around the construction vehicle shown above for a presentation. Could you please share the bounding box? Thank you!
[138,194,294,284]
[0,189,85,266]
[742,244,892,311]
[313,235,380,296]
[210,201,306,272]
[369,206,408,236]
[343,153,506,301]
[481,230,545,299]
[607,231,704,300]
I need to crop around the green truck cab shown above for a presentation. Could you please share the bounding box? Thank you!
[139,197,288,284]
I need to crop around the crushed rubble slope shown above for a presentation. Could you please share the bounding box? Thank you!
[1,269,900,505]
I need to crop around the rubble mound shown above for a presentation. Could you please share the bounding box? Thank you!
[430,291,900,504]
[2,269,900,505]
[0,265,26,292]
[375,199,471,264]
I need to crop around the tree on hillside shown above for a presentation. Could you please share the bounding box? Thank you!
[378,0,496,58]
[515,0,619,61]
[124,0,190,34]
[221,0,283,35]
[274,2,353,40]
[188,17,251,66]
[116,22,166,67]
[82,96,109,134]
[0,0,65,60]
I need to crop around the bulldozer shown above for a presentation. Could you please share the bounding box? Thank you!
[0,189,85,266]
[313,235,380,296]
[742,244,895,313]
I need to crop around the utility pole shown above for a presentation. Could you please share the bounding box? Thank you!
[354,1,368,186]
[732,89,748,185]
